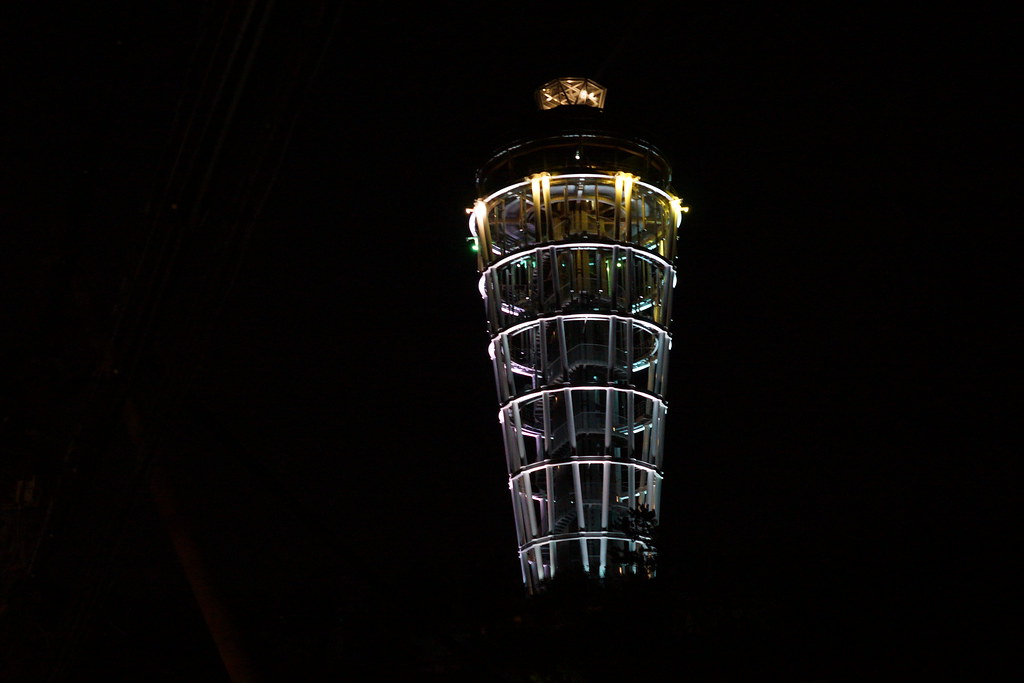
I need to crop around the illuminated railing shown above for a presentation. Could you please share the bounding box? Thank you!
[478,243,676,334]
[512,460,661,592]
[498,387,668,471]
[470,173,682,267]
[488,315,671,402]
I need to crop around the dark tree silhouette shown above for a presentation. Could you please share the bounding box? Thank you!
[613,503,659,578]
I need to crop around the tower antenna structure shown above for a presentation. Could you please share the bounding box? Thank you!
[467,77,687,593]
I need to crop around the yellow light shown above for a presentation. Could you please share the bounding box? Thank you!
[669,198,688,227]
[473,199,487,224]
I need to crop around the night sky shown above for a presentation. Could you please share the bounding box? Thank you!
[2,3,1014,680]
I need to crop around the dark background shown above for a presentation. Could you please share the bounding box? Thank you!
[2,2,1014,680]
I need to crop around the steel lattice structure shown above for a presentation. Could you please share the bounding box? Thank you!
[468,78,686,593]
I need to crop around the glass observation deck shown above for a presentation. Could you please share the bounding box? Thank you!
[469,80,686,593]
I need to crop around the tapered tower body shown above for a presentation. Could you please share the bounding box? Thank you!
[468,78,686,594]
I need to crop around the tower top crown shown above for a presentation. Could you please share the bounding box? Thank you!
[535,77,606,111]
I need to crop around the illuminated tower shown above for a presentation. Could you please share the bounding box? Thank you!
[467,78,687,593]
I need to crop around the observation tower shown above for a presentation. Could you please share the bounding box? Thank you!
[467,78,687,593]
